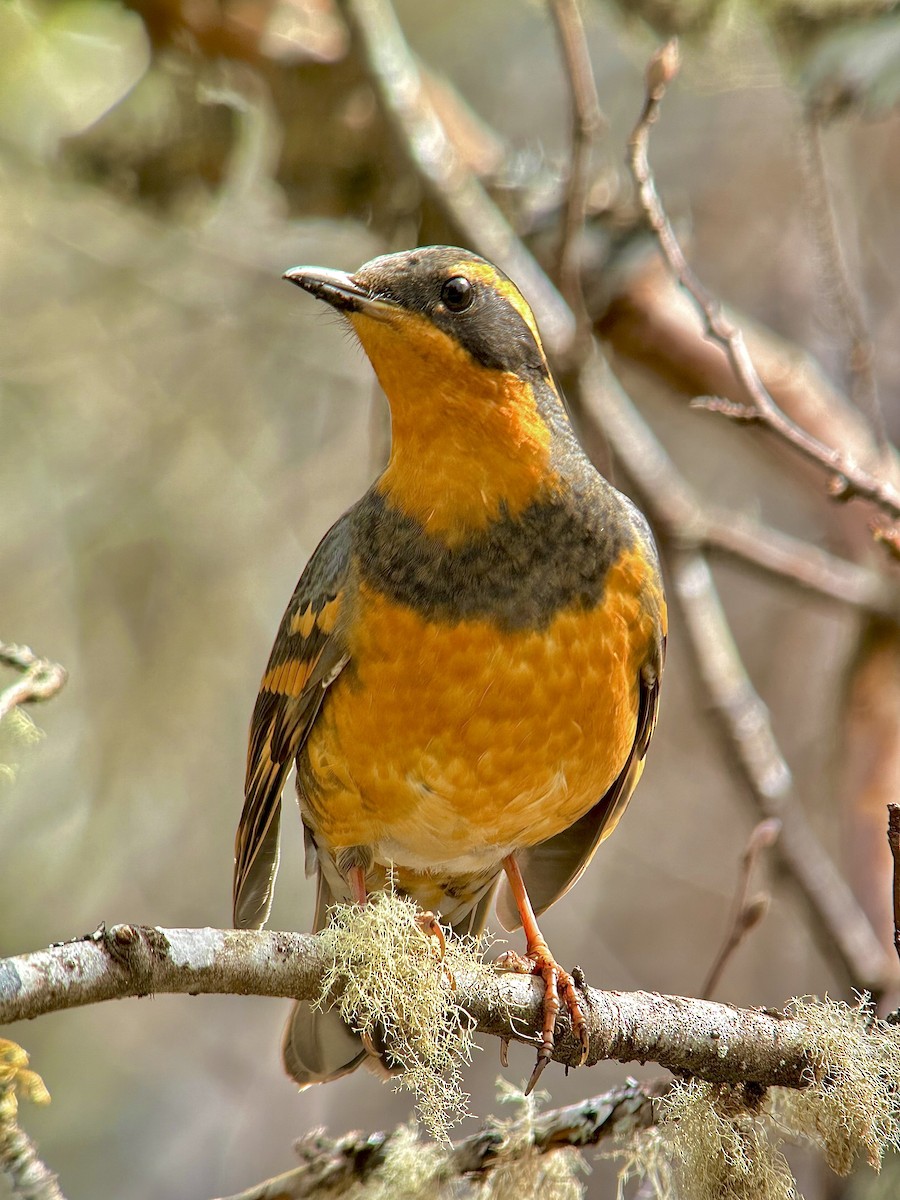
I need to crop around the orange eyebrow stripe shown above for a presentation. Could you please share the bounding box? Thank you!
[457,261,545,352]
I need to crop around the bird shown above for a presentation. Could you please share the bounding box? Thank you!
[232,245,666,1094]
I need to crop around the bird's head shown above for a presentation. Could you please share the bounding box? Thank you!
[284,245,551,387]
[284,246,569,539]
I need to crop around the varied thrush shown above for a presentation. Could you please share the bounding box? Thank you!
[233,246,666,1092]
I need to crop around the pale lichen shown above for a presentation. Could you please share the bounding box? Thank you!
[315,891,501,1140]
[350,1084,586,1200]
[480,1081,586,1200]
[613,996,900,1199]
[775,996,900,1174]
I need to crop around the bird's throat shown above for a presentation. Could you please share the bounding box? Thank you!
[351,312,558,541]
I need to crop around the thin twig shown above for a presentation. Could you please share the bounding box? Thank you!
[215,1080,665,1200]
[0,645,67,724]
[337,0,900,998]
[596,252,900,505]
[570,349,896,617]
[627,40,900,529]
[701,818,781,1000]
[0,923,824,1088]
[887,804,900,966]
[799,113,885,452]
[547,0,605,342]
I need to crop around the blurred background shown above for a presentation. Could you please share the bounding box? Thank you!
[2,0,900,1196]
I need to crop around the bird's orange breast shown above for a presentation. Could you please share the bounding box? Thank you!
[300,544,661,871]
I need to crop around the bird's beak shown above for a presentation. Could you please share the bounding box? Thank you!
[283,266,382,315]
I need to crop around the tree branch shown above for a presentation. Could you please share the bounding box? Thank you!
[627,40,900,529]
[670,547,897,997]
[0,924,820,1089]
[215,1080,665,1200]
[887,804,900,966]
[340,0,576,357]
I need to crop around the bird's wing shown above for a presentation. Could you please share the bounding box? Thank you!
[496,645,664,930]
[233,514,353,930]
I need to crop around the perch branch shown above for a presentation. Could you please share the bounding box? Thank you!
[628,41,900,527]
[0,924,822,1089]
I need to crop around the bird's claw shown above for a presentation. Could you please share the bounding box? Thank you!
[416,910,456,986]
[496,945,589,1092]
[415,910,446,957]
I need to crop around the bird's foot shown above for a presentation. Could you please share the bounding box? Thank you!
[495,943,589,1094]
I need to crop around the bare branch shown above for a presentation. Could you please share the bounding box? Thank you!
[700,512,893,618]
[0,924,823,1089]
[0,645,67,724]
[627,41,900,529]
[340,0,576,356]
[701,819,780,1000]
[596,253,900,510]
[547,0,605,338]
[215,1080,665,1200]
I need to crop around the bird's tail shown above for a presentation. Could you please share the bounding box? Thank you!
[282,1001,371,1086]
[282,868,498,1086]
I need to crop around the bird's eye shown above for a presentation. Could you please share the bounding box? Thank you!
[440,276,474,313]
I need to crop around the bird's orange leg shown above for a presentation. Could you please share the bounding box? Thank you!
[499,853,589,1094]
[348,864,368,906]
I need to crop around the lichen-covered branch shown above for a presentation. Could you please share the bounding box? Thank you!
[0,923,823,1089]
[215,1080,664,1200]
